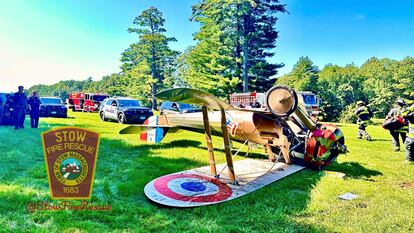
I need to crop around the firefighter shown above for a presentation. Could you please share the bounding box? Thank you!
[12,86,28,130]
[28,90,41,128]
[386,99,408,151]
[253,101,261,108]
[402,104,414,164]
[354,101,373,140]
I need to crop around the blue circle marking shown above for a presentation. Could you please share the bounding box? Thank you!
[181,182,207,192]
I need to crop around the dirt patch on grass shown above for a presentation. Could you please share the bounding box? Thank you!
[399,181,414,189]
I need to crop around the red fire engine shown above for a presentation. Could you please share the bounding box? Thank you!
[230,91,321,119]
[67,93,109,112]
[229,92,266,108]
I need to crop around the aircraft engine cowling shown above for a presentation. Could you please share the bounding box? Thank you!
[265,85,298,117]
[266,85,317,131]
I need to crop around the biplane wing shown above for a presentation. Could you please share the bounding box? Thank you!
[156,88,232,110]
[156,88,271,115]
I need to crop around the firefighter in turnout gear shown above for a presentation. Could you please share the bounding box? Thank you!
[386,99,408,151]
[401,104,414,163]
[355,101,373,141]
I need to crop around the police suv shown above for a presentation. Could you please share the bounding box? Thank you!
[99,97,153,124]
[39,97,68,118]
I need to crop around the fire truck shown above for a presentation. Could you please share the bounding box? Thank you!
[67,93,109,112]
[229,92,266,108]
[230,91,320,117]
[297,91,321,118]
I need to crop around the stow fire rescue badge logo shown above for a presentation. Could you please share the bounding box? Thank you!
[42,127,100,199]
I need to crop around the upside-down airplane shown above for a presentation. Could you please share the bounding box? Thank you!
[120,86,347,206]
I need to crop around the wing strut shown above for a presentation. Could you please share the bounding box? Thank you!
[158,88,239,184]
[202,106,218,178]
[220,109,237,184]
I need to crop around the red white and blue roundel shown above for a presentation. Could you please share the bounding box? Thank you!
[144,173,234,207]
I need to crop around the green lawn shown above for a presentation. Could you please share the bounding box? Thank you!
[0,112,413,232]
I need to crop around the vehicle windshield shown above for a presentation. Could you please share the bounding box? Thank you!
[118,99,141,107]
[40,98,62,104]
[302,94,317,105]
[92,95,108,101]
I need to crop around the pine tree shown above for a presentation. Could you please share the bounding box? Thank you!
[238,0,287,92]
[121,7,179,109]
[276,56,319,92]
[181,0,286,97]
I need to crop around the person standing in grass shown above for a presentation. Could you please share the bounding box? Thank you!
[386,99,408,151]
[28,91,41,128]
[12,86,28,130]
[355,101,373,141]
[402,104,414,164]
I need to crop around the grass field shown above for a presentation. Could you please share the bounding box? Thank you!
[0,112,414,232]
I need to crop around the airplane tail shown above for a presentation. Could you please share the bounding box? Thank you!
[119,115,173,143]
[139,116,169,143]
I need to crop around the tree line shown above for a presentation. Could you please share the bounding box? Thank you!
[277,56,414,121]
[29,0,287,107]
[28,1,414,122]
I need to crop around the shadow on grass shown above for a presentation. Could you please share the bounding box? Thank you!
[327,161,383,179]
[369,138,390,142]
[195,145,268,160]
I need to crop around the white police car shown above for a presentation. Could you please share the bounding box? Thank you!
[99,97,153,124]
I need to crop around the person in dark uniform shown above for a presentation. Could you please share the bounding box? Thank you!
[402,104,414,164]
[386,99,408,151]
[28,91,41,128]
[354,101,373,141]
[4,94,13,125]
[12,86,28,130]
[253,101,261,108]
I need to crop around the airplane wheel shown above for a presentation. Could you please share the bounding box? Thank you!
[100,111,106,121]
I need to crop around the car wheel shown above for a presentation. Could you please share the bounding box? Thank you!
[100,111,106,121]
[117,113,126,124]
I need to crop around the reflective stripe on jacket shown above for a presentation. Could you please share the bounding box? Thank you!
[355,106,372,125]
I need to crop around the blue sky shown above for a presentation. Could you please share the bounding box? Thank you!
[0,0,413,92]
